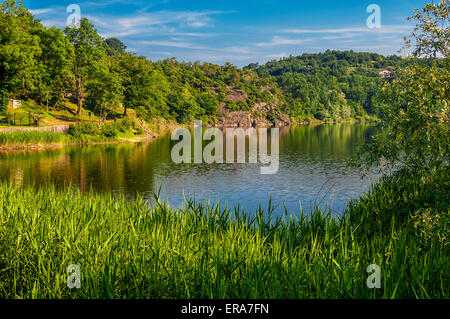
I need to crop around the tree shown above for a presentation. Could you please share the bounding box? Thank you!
[85,57,123,124]
[35,26,73,109]
[404,0,449,58]
[117,54,152,117]
[357,0,449,175]
[104,37,127,56]
[0,0,41,97]
[65,18,106,118]
[197,91,219,115]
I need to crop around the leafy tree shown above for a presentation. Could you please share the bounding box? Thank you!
[104,37,127,56]
[64,18,106,118]
[357,0,449,175]
[117,54,153,117]
[404,0,449,58]
[0,0,41,97]
[197,91,219,115]
[0,88,9,117]
[35,26,73,109]
[85,57,123,123]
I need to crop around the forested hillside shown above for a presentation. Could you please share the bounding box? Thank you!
[247,51,437,122]
[0,1,289,127]
[0,0,439,127]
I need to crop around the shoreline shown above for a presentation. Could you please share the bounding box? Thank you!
[0,119,379,152]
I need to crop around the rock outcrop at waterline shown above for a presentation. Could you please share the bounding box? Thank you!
[216,108,291,128]
[214,87,291,128]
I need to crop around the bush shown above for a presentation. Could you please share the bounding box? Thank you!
[115,117,135,133]
[347,167,449,242]
[68,122,99,138]
[100,122,118,138]
[134,126,144,135]
[314,111,328,121]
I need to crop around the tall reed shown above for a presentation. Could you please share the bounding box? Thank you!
[0,178,447,298]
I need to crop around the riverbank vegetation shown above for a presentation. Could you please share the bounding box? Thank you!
[0,165,447,298]
[247,51,440,122]
[0,118,144,147]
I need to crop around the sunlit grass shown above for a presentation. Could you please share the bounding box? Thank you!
[0,131,68,146]
[0,169,447,298]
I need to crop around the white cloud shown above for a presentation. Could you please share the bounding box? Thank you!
[84,10,231,38]
[256,36,310,47]
[282,25,411,35]
[134,40,208,50]
[30,8,54,15]
[266,53,289,59]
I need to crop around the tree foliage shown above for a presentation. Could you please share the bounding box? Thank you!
[64,18,106,118]
[248,50,433,121]
[357,0,449,175]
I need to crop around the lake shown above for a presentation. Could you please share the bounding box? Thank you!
[0,123,381,215]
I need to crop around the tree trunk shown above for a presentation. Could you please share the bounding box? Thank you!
[76,76,83,119]
[123,104,127,117]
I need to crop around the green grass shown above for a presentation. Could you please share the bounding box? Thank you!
[0,118,144,147]
[0,131,69,146]
[0,169,448,299]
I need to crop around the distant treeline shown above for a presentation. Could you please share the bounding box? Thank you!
[0,0,441,124]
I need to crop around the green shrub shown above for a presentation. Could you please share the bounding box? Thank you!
[314,111,328,121]
[68,122,99,138]
[134,126,144,135]
[68,121,123,142]
[115,117,135,133]
[100,122,118,138]
[347,167,450,241]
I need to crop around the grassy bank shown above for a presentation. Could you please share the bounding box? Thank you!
[0,130,69,147]
[0,169,448,299]
[0,119,145,149]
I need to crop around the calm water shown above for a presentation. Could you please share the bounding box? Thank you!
[0,123,381,215]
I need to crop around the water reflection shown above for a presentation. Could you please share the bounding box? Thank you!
[0,123,381,215]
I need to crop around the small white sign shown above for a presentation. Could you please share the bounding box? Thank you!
[12,100,22,109]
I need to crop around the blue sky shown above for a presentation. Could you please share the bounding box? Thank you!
[25,0,429,66]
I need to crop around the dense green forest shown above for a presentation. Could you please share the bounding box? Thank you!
[0,0,285,126]
[0,0,442,126]
[247,51,439,121]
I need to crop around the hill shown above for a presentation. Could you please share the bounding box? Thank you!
[247,50,439,122]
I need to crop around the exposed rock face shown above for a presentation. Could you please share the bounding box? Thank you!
[217,110,291,128]
[216,88,291,128]
[217,111,258,128]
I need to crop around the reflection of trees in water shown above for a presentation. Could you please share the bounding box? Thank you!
[281,123,379,161]
[0,123,380,199]
[0,142,167,195]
